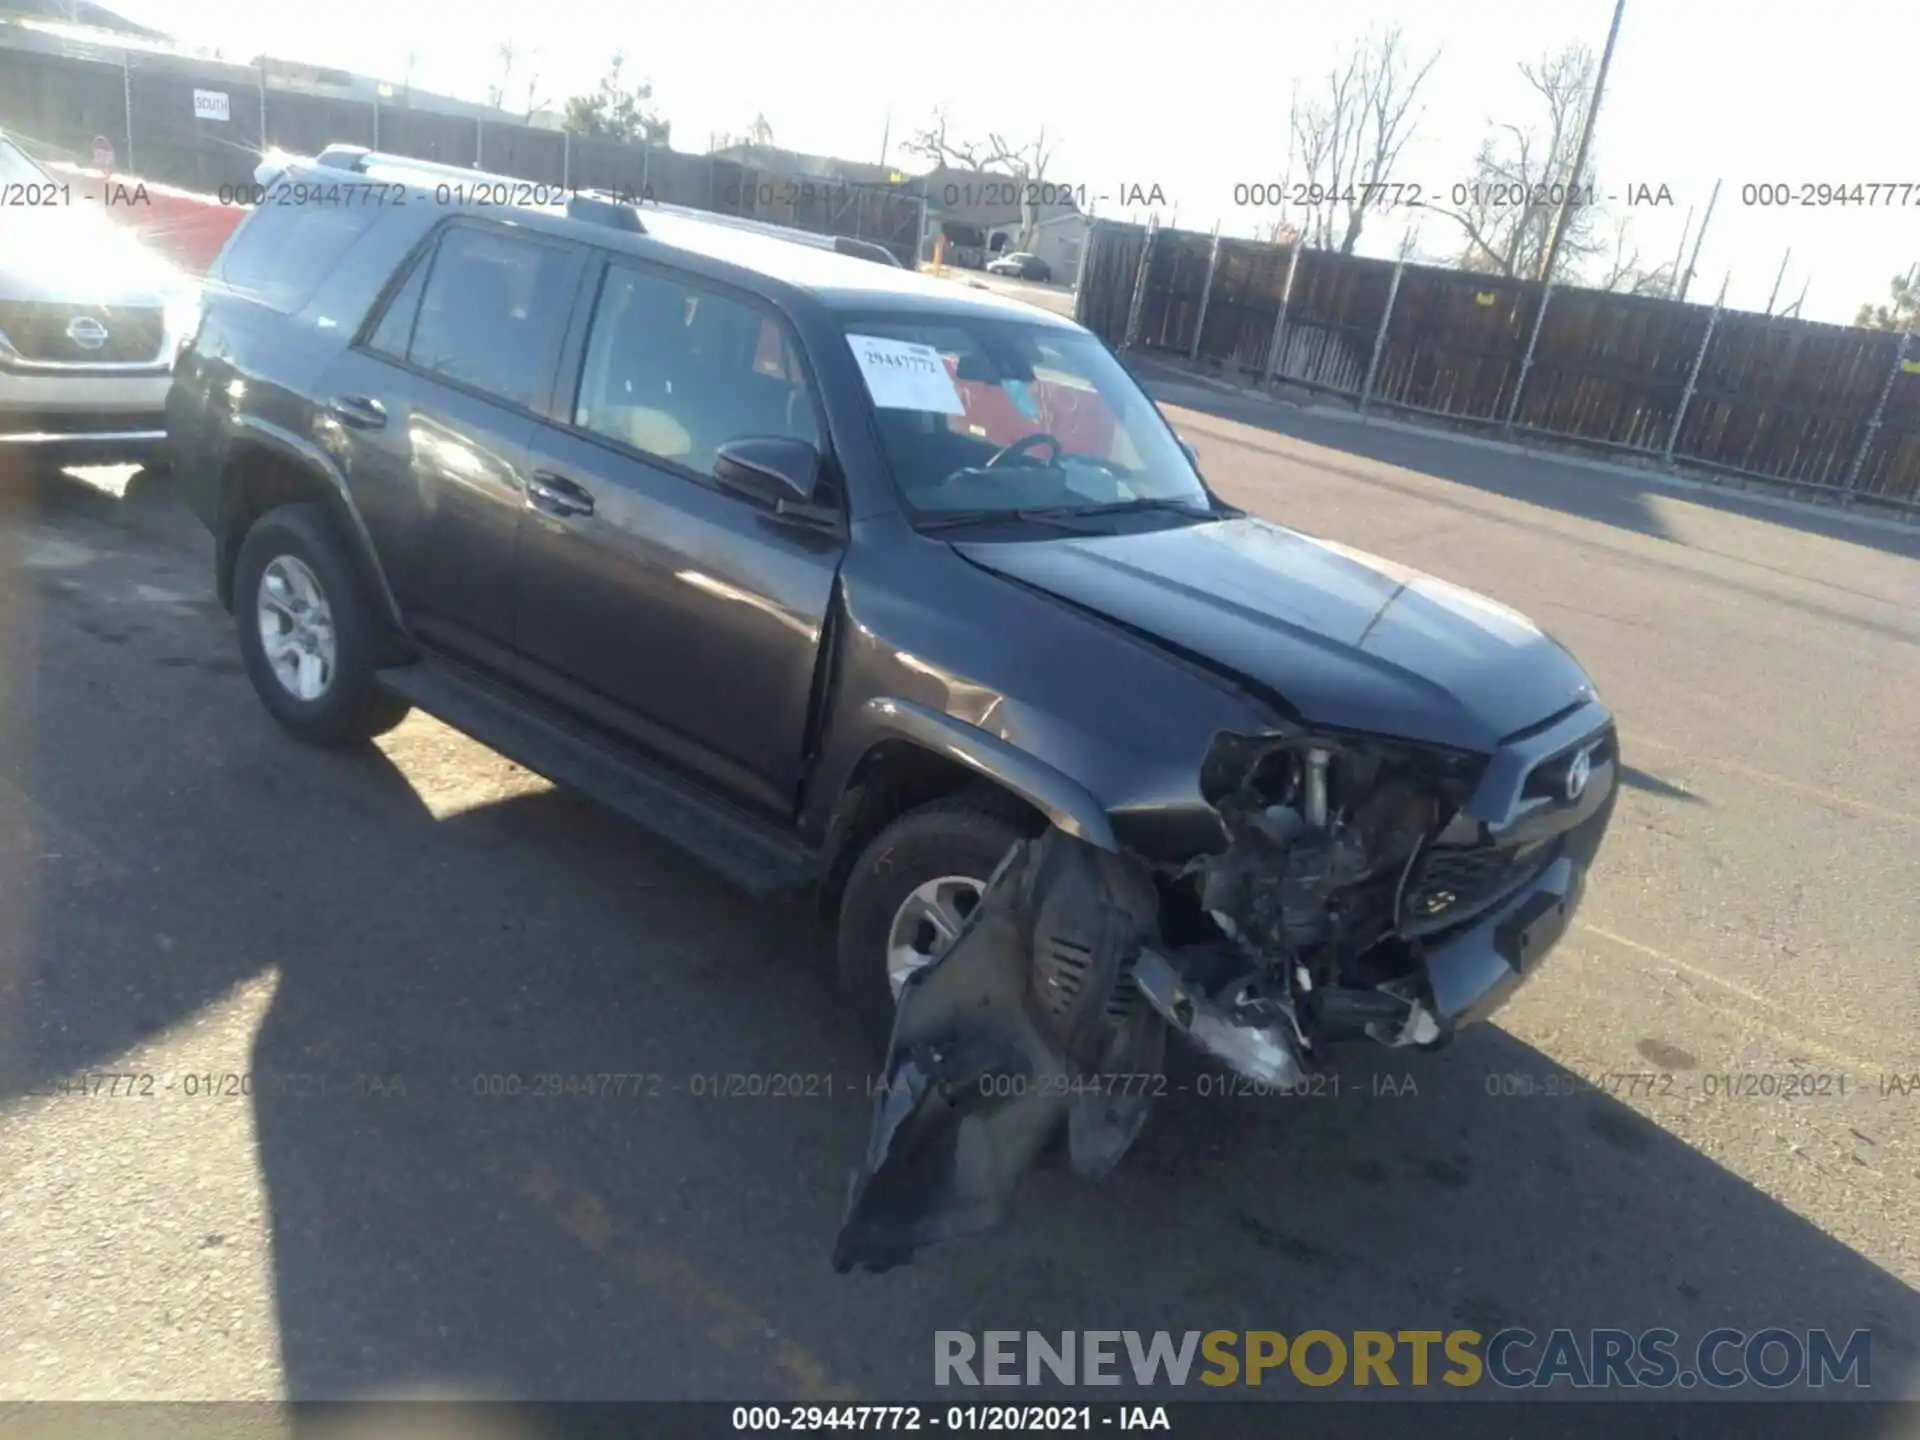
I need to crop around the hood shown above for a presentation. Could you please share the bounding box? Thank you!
[955,517,1595,753]
[0,206,185,308]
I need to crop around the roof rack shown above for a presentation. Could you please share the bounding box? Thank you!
[260,145,908,266]
[566,193,645,233]
[629,198,903,267]
[295,146,651,235]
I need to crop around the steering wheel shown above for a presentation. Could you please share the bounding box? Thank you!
[985,432,1065,469]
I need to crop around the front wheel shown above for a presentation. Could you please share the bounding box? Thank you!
[232,502,410,747]
[835,798,1029,1050]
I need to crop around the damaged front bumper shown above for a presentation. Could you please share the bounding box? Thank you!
[832,832,1167,1274]
[834,707,1617,1273]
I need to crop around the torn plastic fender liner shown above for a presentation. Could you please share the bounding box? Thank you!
[832,830,1166,1275]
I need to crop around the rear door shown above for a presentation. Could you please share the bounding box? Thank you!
[319,220,586,663]
[513,259,845,816]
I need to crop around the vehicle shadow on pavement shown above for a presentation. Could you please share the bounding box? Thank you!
[1,466,1915,1410]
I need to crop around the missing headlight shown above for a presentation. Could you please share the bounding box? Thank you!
[1187,732,1473,983]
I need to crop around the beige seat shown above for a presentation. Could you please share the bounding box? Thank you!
[576,405,694,461]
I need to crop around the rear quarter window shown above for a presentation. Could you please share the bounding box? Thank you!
[216,188,385,315]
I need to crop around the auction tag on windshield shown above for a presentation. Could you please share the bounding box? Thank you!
[846,334,966,415]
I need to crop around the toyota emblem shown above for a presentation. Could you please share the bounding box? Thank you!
[65,316,110,350]
[1564,746,1593,802]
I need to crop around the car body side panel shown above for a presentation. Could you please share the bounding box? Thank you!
[799,517,1287,859]
[168,292,389,600]
[167,186,439,608]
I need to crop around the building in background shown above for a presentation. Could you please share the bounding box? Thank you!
[917,165,1087,276]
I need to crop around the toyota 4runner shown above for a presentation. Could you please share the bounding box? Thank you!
[167,146,1618,1270]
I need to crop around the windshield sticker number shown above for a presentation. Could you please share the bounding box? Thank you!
[847,334,966,415]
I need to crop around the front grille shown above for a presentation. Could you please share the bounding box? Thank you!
[0,301,166,364]
[1522,726,1617,803]
[1402,841,1547,928]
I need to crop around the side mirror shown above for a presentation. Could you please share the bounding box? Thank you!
[714,437,829,518]
[1177,436,1200,467]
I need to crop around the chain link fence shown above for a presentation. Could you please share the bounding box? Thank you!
[0,39,930,265]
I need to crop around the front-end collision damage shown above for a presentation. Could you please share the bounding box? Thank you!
[833,720,1616,1271]
[832,830,1164,1274]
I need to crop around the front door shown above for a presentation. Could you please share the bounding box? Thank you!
[514,260,845,816]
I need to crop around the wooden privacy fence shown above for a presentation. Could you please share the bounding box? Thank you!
[1076,220,1920,514]
[0,42,929,265]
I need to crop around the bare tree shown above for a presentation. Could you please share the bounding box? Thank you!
[486,42,515,111]
[1430,43,1605,282]
[714,114,779,152]
[484,43,546,119]
[1595,215,1677,296]
[903,109,1062,248]
[1279,26,1440,255]
[522,63,547,123]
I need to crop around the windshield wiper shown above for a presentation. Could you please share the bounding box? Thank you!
[1080,496,1219,519]
[913,498,1221,535]
[912,507,1113,534]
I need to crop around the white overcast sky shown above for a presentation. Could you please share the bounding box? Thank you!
[113,0,1916,324]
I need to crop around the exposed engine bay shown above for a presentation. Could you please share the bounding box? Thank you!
[833,728,1615,1273]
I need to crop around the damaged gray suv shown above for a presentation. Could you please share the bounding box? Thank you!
[168,148,1617,1273]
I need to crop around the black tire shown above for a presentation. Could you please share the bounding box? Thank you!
[232,502,410,747]
[835,796,1029,1050]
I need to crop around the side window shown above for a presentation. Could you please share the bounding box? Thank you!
[219,195,382,315]
[364,248,430,359]
[573,266,821,480]
[406,226,582,411]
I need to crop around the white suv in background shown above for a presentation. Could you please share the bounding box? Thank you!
[0,132,199,470]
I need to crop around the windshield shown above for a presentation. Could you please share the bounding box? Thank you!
[0,137,49,187]
[844,315,1212,519]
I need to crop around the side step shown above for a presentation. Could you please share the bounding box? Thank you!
[376,656,820,896]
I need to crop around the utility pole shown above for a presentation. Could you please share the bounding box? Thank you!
[1678,178,1720,303]
[1537,0,1626,283]
[878,109,891,168]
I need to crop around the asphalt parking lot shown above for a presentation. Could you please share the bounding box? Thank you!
[1,382,1917,1412]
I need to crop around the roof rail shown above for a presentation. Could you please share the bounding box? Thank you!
[831,235,904,269]
[297,147,651,234]
[271,143,904,266]
[314,143,373,172]
[637,198,903,267]
[566,193,645,233]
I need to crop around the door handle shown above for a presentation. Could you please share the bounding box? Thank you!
[526,470,595,518]
[326,394,387,430]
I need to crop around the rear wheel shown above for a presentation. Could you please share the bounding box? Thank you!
[233,502,410,747]
[835,797,1030,1050]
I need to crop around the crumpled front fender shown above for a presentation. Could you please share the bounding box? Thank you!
[832,830,1166,1274]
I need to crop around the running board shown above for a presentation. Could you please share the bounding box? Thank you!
[376,656,820,896]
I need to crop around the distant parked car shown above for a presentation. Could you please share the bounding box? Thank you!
[987,251,1051,282]
[0,132,200,469]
